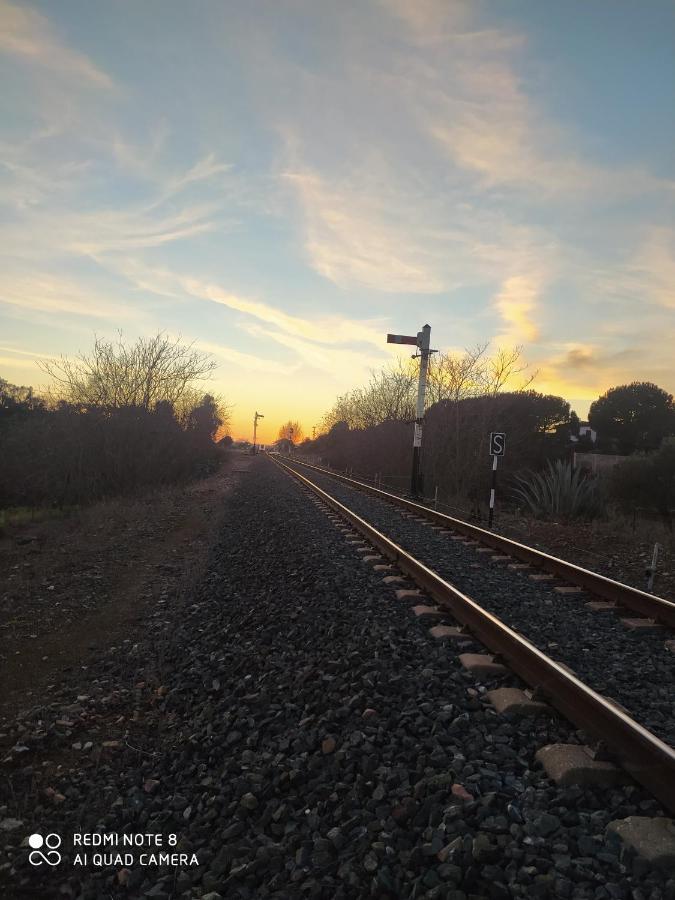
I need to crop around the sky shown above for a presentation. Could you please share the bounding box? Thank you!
[1,0,674,442]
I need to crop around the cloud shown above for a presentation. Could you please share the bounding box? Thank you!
[492,274,541,344]
[532,337,675,412]
[268,11,567,295]
[166,154,233,195]
[2,201,219,266]
[0,0,114,88]
[427,58,593,195]
[1,147,232,264]
[0,344,58,361]
[376,0,473,42]
[282,169,448,293]
[564,347,597,370]
[191,339,299,376]
[181,276,388,350]
[0,355,46,371]
[240,322,374,378]
[93,261,393,376]
[378,0,674,201]
[0,273,138,320]
[629,227,675,310]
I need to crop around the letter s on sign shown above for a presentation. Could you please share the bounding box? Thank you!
[489,432,505,456]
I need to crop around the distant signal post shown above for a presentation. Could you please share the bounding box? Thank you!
[387,324,433,499]
[253,411,264,454]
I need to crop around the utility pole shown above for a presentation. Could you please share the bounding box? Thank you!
[289,426,294,456]
[387,324,433,499]
[253,411,264,454]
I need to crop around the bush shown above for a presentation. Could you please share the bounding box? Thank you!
[0,401,224,510]
[609,438,675,528]
[511,459,606,521]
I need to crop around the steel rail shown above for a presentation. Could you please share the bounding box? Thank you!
[273,455,675,814]
[282,457,675,629]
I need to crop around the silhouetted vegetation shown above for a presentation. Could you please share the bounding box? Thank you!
[0,335,230,511]
[589,382,674,454]
[609,438,675,529]
[511,460,606,521]
[308,389,572,516]
[277,420,304,443]
[304,352,675,523]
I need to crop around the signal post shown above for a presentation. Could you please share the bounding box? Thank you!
[387,324,433,499]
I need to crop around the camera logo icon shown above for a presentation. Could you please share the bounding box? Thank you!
[28,833,62,866]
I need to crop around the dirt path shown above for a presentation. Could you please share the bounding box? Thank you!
[0,454,253,729]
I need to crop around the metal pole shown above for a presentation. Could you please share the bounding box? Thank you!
[488,455,498,528]
[410,324,431,498]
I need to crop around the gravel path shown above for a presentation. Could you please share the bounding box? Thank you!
[1,457,672,899]
[286,462,675,751]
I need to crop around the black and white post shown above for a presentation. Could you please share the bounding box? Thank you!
[488,431,505,528]
[411,325,431,498]
[386,324,432,498]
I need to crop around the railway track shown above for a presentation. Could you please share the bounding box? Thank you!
[272,455,675,819]
[282,457,675,628]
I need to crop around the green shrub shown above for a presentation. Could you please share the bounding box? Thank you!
[511,459,606,521]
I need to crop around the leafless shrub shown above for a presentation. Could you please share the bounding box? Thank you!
[39,331,217,411]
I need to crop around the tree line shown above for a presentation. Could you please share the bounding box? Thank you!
[294,344,675,523]
[0,333,230,510]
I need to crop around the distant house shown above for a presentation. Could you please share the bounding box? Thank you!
[571,421,597,444]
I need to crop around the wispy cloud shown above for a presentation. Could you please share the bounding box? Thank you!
[376,0,473,43]
[0,273,139,320]
[629,227,675,310]
[192,339,299,376]
[0,343,58,361]
[492,274,541,345]
[282,169,447,293]
[181,276,387,350]
[240,322,374,377]
[90,260,393,376]
[0,0,115,88]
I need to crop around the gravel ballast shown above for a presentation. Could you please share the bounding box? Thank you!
[286,461,675,750]
[1,456,673,899]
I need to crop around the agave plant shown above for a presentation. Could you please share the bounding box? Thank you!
[511,459,605,521]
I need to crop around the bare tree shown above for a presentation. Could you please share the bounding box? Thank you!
[484,346,536,395]
[426,343,489,405]
[39,332,217,411]
[320,344,534,434]
[278,420,304,443]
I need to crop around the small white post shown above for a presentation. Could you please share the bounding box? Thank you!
[434,485,438,509]
[647,543,660,592]
[488,454,498,528]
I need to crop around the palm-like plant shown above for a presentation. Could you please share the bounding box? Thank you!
[511,459,605,520]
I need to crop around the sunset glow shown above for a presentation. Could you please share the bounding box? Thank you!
[1,0,673,441]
